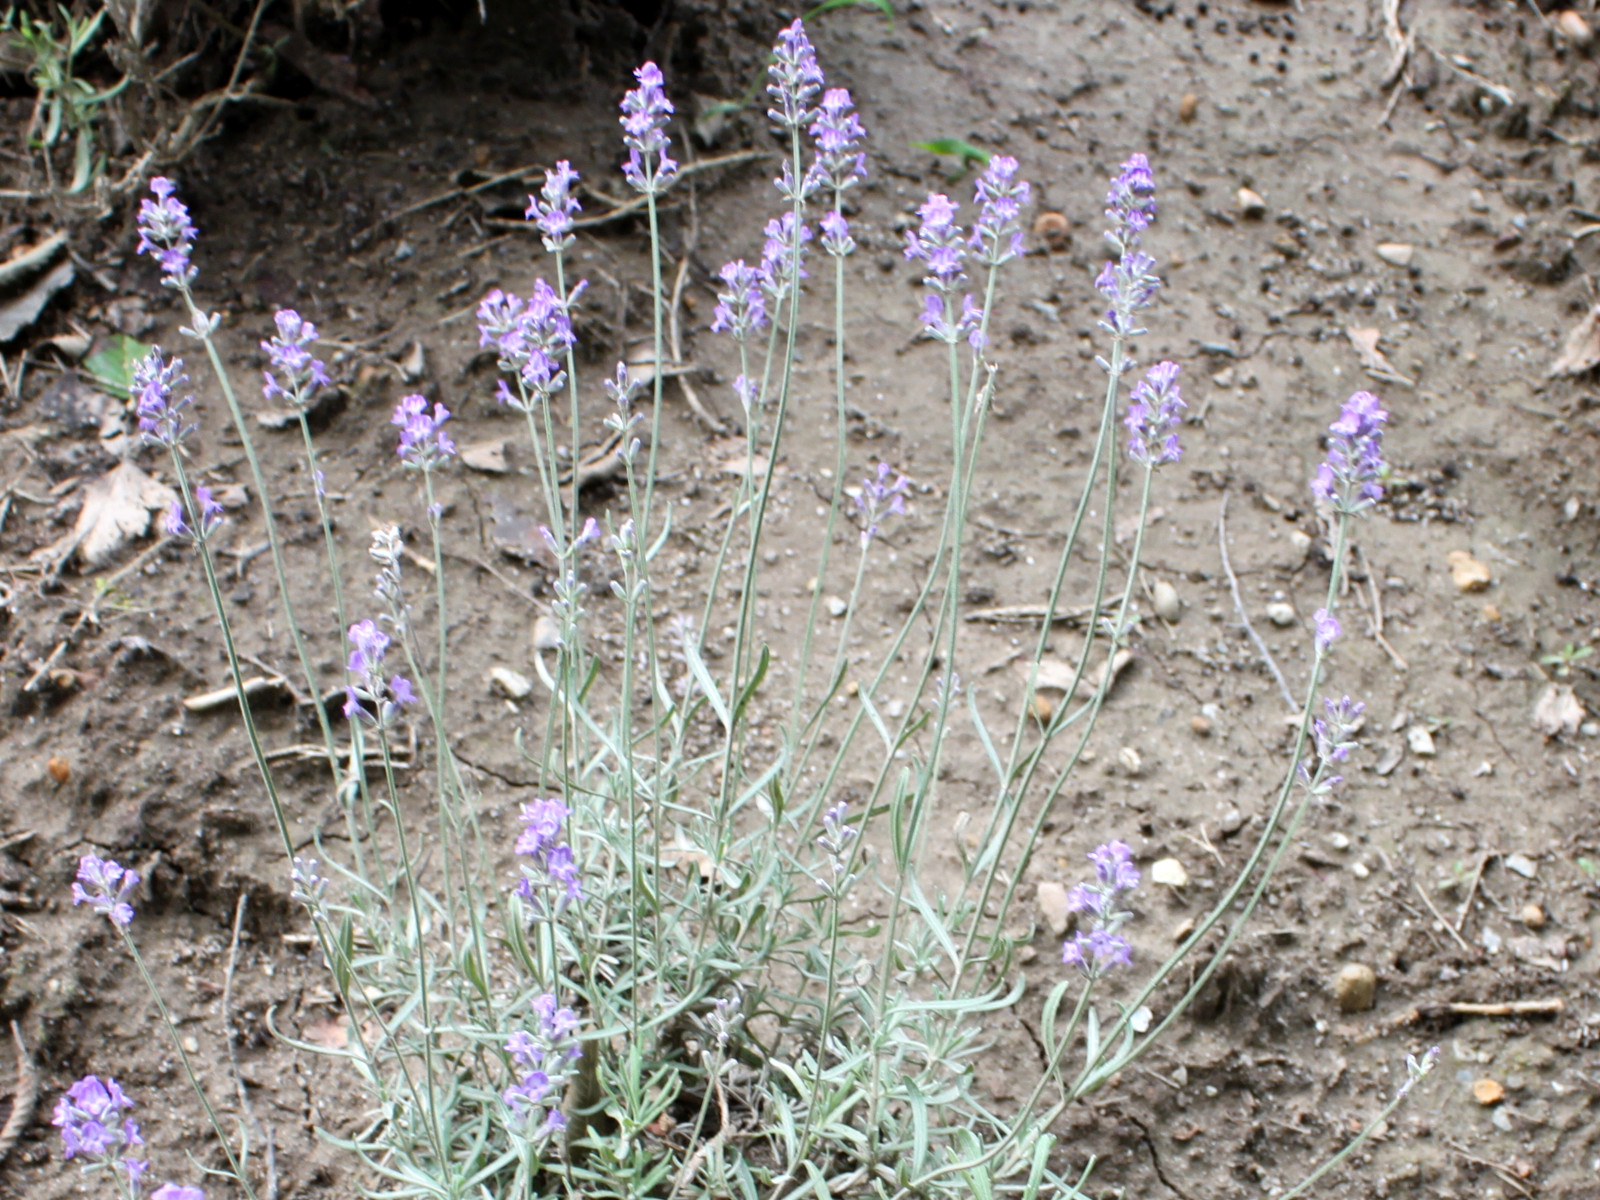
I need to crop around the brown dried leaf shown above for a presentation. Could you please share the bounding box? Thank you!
[1547,305,1600,378]
[71,461,177,568]
[1532,682,1585,739]
[460,438,511,474]
[1344,327,1414,385]
[302,1014,349,1050]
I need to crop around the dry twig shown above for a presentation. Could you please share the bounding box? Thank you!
[0,1021,37,1164]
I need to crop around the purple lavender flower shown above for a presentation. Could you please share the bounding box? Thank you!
[289,855,327,913]
[166,485,224,543]
[1310,390,1388,513]
[906,193,987,346]
[760,212,813,302]
[134,348,193,449]
[503,993,581,1131]
[392,394,456,468]
[767,18,825,131]
[970,155,1032,267]
[1124,361,1186,466]
[1313,695,1365,764]
[342,619,416,727]
[817,800,856,887]
[514,798,582,913]
[136,177,198,287]
[261,309,331,408]
[151,1187,206,1200]
[1104,152,1156,254]
[1060,840,1139,977]
[526,160,582,252]
[1096,154,1162,342]
[620,62,679,192]
[477,282,577,402]
[904,193,966,287]
[1313,608,1341,654]
[710,260,770,340]
[819,210,854,257]
[71,855,139,927]
[853,462,910,547]
[809,87,866,193]
[52,1074,146,1186]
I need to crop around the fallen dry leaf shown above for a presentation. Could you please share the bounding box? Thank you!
[1344,327,1415,386]
[460,438,511,474]
[67,460,177,568]
[302,1014,350,1050]
[1015,647,1133,699]
[1547,304,1600,377]
[1533,682,1585,739]
[1446,549,1492,592]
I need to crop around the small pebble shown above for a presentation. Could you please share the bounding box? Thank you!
[1505,852,1537,879]
[182,1036,201,1054]
[1556,8,1593,45]
[1520,903,1546,930]
[1236,186,1267,218]
[1374,242,1414,267]
[532,615,562,651]
[1035,881,1071,937]
[1151,858,1189,887]
[1333,962,1376,1013]
[1029,692,1054,722]
[47,755,71,784]
[1032,211,1071,252]
[826,595,848,618]
[1482,602,1501,621]
[1219,808,1244,835]
[1153,579,1182,622]
[1327,831,1351,851]
[1172,917,1197,942]
[1118,746,1143,776]
[490,667,533,700]
[1447,550,1492,592]
[1351,861,1371,879]
[1472,1078,1505,1106]
[1265,601,1295,627]
[1178,92,1199,122]
[1288,529,1312,559]
[1190,714,1213,737]
[1406,725,1436,757]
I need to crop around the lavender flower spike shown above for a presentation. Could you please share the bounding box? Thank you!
[261,309,331,408]
[710,259,769,340]
[1124,361,1186,466]
[72,854,139,927]
[166,485,225,543]
[621,62,679,193]
[970,155,1032,268]
[767,18,825,131]
[151,1187,207,1200]
[1311,390,1388,514]
[1061,840,1139,976]
[342,618,417,727]
[514,798,582,914]
[52,1074,147,1191]
[134,348,194,449]
[853,462,910,547]
[1104,152,1156,254]
[393,394,457,468]
[527,160,582,253]
[759,212,813,303]
[1313,608,1341,654]
[136,176,198,287]
[809,87,866,193]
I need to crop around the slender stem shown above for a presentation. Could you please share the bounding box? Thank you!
[179,286,341,787]
[120,929,260,1200]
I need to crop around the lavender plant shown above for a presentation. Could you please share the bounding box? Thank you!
[57,17,1447,1200]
